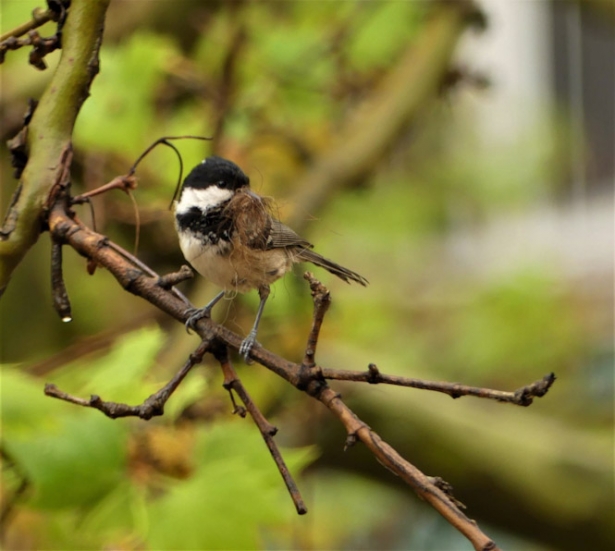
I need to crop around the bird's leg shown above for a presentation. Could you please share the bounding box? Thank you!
[185,290,226,332]
[239,285,270,360]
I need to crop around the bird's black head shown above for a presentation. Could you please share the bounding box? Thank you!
[183,156,250,192]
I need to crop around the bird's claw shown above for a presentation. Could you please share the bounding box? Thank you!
[184,307,211,333]
[239,331,258,361]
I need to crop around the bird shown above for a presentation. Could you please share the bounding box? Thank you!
[174,156,368,358]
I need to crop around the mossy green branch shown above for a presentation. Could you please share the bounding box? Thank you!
[0,0,110,296]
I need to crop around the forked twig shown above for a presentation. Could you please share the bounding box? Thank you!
[0,1,68,69]
[0,8,55,43]
[299,280,500,550]
[302,272,331,368]
[45,339,211,419]
[212,344,308,515]
[45,186,555,551]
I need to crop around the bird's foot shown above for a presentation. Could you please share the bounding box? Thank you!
[239,330,259,361]
[184,307,211,333]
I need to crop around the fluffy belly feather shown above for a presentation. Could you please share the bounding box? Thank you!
[178,231,292,293]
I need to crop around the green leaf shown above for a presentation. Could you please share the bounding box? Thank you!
[1,369,127,509]
[74,32,178,157]
[49,326,167,404]
[146,421,317,550]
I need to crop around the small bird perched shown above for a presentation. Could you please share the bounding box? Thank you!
[174,156,368,358]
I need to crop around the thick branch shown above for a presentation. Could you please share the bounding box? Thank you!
[0,0,110,296]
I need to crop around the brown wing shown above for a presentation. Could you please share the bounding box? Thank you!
[266,219,313,250]
[221,190,367,284]
[269,220,368,285]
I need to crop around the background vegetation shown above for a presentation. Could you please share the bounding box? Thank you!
[1,1,613,550]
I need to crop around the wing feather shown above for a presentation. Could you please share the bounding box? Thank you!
[266,219,313,250]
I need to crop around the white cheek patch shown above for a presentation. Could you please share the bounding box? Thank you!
[175,186,233,215]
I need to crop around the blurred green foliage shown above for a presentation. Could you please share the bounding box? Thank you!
[1,1,612,550]
[1,328,316,549]
[75,33,181,159]
[447,270,583,378]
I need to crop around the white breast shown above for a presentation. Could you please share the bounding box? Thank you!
[175,184,295,293]
[177,229,293,293]
[177,230,240,289]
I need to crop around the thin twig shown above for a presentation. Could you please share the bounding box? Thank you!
[0,30,61,69]
[0,1,69,68]
[0,8,54,43]
[302,272,331,368]
[316,383,499,551]
[156,265,194,290]
[50,238,72,322]
[299,280,499,550]
[320,364,556,406]
[71,175,137,203]
[45,339,211,419]
[212,344,308,515]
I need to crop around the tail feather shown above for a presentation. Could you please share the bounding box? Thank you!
[296,249,368,286]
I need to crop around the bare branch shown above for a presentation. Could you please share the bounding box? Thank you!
[321,365,556,406]
[50,238,72,322]
[0,7,55,44]
[302,272,331,368]
[44,194,548,550]
[316,384,499,551]
[212,344,308,515]
[44,338,211,419]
